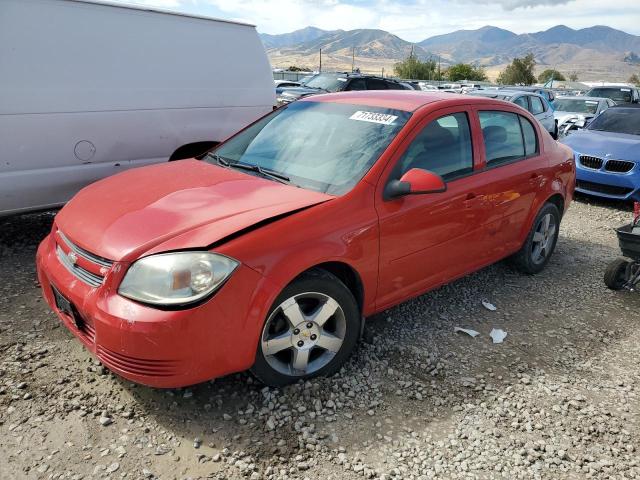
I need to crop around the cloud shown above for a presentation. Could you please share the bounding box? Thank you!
[110,0,640,41]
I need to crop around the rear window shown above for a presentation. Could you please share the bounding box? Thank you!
[588,88,632,103]
[588,108,640,135]
[479,111,538,166]
[530,96,545,115]
[553,99,599,114]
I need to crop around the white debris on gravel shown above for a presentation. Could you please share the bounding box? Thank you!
[454,327,480,337]
[482,300,497,311]
[489,328,508,343]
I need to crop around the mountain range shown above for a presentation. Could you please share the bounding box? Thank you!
[261,25,640,81]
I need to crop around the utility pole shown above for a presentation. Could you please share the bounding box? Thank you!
[382,67,385,78]
[319,48,322,73]
[352,47,355,73]
[438,55,441,80]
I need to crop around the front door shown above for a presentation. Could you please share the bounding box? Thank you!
[374,108,489,309]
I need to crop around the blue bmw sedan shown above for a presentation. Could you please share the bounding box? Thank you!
[562,105,640,201]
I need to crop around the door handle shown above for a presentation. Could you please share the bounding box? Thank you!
[530,172,542,180]
[465,192,477,200]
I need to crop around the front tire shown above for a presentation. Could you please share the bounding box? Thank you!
[604,258,631,290]
[251,269,361,387]
[511,203,561,274]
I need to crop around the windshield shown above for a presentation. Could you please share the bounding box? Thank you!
[209,101,411,195]
[588,108,640,135]
[303,74,348,92]
[553,99,599,114]
[588,88,632,103]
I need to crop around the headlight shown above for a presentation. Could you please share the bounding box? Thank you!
[118,252,239,306]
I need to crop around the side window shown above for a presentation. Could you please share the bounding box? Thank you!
[366,78,388,90]
[346,78,366,91]
[514,96,528,110]
[479,111,526,166]
[530,96,545,115]
[396,112,473,181]
[519,116,538,156]
[386,81,404,90]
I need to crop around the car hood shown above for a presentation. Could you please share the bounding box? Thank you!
[55,160,333,262]
[561,130,640,161]
[554,111,594,122]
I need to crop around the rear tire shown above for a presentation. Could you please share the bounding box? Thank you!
[604,258,631,290]
[251,269,361,387]
[511,203,561,274]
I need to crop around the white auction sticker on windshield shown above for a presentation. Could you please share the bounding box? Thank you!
[350,111,398,125]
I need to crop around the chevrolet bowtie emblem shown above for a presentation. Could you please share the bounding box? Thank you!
[67,251,78,265]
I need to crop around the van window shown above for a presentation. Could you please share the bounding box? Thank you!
[479,111,527,166]
[396,112,473,181]
[346,78,367,91]
[366,78,388,90]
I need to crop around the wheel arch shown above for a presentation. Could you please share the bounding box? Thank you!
[291,261,365,314]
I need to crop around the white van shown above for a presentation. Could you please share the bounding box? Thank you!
[0,0,276,216]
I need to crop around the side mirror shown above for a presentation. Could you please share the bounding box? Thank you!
[386,168,447,198]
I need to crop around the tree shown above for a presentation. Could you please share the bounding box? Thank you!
[538,69,566,83]
[569,72,579,82]
[628,74,640,86]
[287,65,309,72]
[497,53,537,85]
[394,49,443,80]
[446,63,488,82]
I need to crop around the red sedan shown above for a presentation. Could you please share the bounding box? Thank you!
[36,92,575,387]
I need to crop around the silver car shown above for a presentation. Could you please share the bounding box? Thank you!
[469,89,557,138]
[552,96,614,137]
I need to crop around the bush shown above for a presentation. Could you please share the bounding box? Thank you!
[497,54,536,85]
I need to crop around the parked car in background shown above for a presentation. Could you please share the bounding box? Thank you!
[553,96,615,137]
[501,86,556,104]
[276,73,411,106]
[37,91,574,388]
[417,82,439,91]
[0,0,275,217]
[275,80,301,88]
[562,105,640,201]
[469,89,558,138]
[586,86,640,105]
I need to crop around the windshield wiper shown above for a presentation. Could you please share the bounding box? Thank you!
[209,154,291,185]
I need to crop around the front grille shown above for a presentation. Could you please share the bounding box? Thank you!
[605,160,635,173]
[55,230,113,287]
[576,180,633,197]
[58,231,113,268]
[97,346,180,377]
[579,155,603,170]
[56,246,105,287]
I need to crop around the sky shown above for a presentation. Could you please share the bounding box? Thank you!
[113,0,640,41]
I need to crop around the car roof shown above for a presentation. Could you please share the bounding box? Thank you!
[554,96,606,101]
[301,90,510,112]
[471,89,539,98]
[588,86,636,90]
[609,104,640,109]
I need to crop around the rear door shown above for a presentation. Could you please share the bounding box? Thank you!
[529,95,554,133]
[470,107,546,257]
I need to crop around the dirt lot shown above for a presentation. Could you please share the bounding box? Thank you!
[1,196,640,480]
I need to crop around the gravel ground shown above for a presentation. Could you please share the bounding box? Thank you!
[1,196,640,480]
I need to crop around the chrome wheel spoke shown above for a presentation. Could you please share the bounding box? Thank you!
[541,214,551,232]
[316,332,343,353]
[264,331,292,355]
[547,224,557,239]
[281,298,305,328]
[308,298,339,327]
[292,348,310,372]
[532,231,545,243]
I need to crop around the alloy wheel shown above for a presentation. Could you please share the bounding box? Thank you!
[531,213,557,265]
[260,292,346,377]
